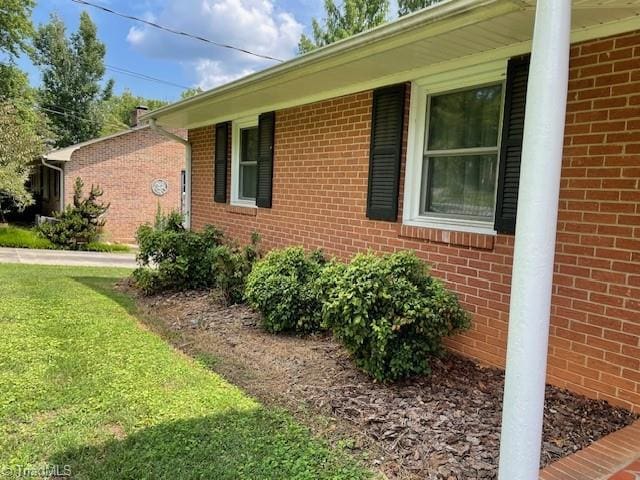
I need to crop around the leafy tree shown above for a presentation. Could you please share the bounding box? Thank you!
[99,90,168,135]
[0,64,51,135]
[0,102,46,222]
[180,87,203,99]
[0,0,35,58]
[32,12,113,147]
[397,0,442,16]
[298,0,389,54]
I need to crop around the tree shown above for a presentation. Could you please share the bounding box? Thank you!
[38,177,110,248]
[180,87,203,99]
[32,12,112,148]
[397,0,442,17]
[99,90,168,135]
[0,102,46,222]
[0,0,35,58]
[298,0,389,54]
[0,64,48,132]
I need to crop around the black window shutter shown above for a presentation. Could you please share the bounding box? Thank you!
[214,122,229,203]
[495,55,530,234]
[367,84,406,221]
[256,111,275,208]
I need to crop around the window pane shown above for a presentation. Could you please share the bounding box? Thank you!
[240,164,257,199]
[427,84,502,151]
[241,127,258,163]
[424,154,497,218]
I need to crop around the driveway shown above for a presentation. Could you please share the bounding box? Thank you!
[0,247,137,268]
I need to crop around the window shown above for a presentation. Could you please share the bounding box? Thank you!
[231,117,258,206]
[422,84,502,220]
[403,69,505,234]
[53,170,60,198]
[239,127,258,200]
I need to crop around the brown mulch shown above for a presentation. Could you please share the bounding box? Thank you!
[120,284,638,480]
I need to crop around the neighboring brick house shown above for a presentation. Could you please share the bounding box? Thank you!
[37,108,186,243]
[144,1,640,412]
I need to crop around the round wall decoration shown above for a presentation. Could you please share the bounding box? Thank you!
[151,179,169,196]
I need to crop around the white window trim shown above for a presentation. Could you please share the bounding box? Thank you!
[231,116,259,207]
[402,59,507,236]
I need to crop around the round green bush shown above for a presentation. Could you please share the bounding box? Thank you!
[322,250,470,381]
[244,246,327,333]
[133,213,225,294]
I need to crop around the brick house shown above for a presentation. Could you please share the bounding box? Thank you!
[36,108,186,243]
[143,0,639,429]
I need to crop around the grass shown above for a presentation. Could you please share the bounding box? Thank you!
[0,225,54,249]
[0,225,131,252]
[0,264,370,480]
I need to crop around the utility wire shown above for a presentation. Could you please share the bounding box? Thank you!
[2,58,189,94]
[1,95,132,133]
[105,64,190,90]
[71,0,284,63]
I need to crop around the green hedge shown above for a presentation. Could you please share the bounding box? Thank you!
[133,212,260,298]
[321,251,470,381]
[244,247,327,333]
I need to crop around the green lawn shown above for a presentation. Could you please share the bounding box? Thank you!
[0,264,369,480]
[0,225,54,249]
[0,225,130,252]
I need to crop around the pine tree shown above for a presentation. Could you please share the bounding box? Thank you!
[298,0,389,54]
[32,12,112,147]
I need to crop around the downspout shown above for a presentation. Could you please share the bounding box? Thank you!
[498,1,571,479]
[149,119,192,230]
[41,158,65,212]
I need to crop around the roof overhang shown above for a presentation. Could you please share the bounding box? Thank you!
[144,0,640,130]
[44,125,149,162]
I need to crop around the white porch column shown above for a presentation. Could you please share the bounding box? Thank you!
[498,2,572,479]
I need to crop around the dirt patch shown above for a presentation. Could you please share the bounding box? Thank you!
[120,283,637,480]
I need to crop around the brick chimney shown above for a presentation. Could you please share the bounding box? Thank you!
[130,105,149,127]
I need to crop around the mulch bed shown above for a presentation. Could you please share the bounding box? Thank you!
[122,285,637,480]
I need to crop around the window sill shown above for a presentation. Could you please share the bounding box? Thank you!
[399,222,495,250]
[227,204,257,216]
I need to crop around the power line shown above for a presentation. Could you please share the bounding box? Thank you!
[105,64,191,90]
[70,0,284,63]
[2,58,190,94]
[1,95,131,132]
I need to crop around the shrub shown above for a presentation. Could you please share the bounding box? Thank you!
[322,250,470,381]
[133,211,224,294]
[244,246,327,333]
[38,177,109,249]
[209,232,261,305]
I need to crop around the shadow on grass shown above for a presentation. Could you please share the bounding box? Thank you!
[48,406,367,480]
[70,275,138,316]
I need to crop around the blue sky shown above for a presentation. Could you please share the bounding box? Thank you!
[16,0,397,103]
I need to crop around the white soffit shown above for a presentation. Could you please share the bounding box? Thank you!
[147,0,640,129]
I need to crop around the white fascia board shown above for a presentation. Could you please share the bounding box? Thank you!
[143,0,514,124]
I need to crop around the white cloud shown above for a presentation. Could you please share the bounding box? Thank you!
[195,59,254,89]
[126,0,303,89]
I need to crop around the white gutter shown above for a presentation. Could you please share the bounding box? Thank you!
[41,158,65,212]
[140,0,508,124]
[149,119,192,229]
[498,1,571,479]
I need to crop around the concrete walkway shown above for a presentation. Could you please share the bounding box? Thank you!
[0,247,137,268]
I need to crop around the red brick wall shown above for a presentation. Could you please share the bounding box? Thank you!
[189,31,640,411]
[64,128,185,243]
